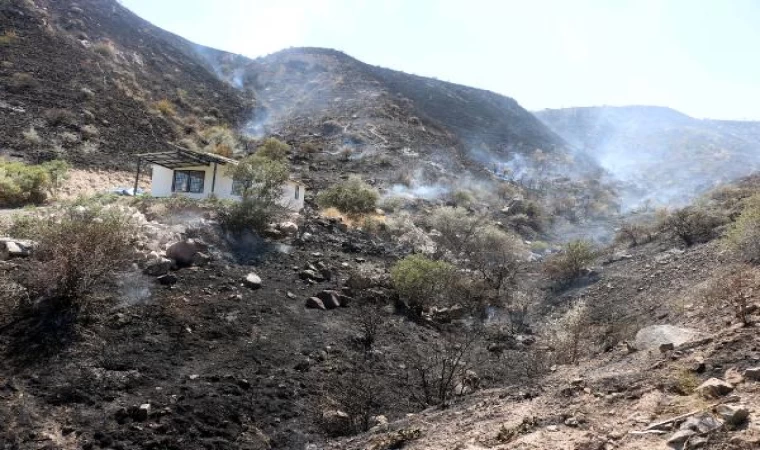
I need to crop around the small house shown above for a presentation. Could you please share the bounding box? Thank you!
[135,148,305,211]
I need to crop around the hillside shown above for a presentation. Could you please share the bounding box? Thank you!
[0,0,249,169]
[535,106,760,209]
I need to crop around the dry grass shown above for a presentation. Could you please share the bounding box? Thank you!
[154,99,177,117]
[321,207,386,230]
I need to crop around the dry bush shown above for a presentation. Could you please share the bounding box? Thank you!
[59,131,79,147]
[544,300,590,365]
[80,124,99,140]
[468,226,524,297]
[543,240,596,285]
[317,176,379,216]
[93,41,116,58]
[426,206,488,257]
[44,108,78,127]
[201,126,240,156]
[665,206,725,246]
[21,127,42,146]
[706,264,758,326]
[11,206,137,310]
[402,330,481,407]
[614,222,653,247]
[7,73,37,93]
[0,29,18,46]
[725,194,760,262]
[154,99,177,117]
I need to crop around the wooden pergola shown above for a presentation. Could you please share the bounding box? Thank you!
[134,147,237,195]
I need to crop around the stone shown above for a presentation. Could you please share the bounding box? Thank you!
[715,404,749,426]
[659,343,675,353]
[130,403,151,422]
[725,368,744,385]
[317,290,341,309]
[635,325,706,351]
[4,240,31,257]
[278,222,298,235]
[369,415,389,432]
[166,240,207,267]
[299,269,323,281]
[321,410,351,435]
[305,297,326,310]
[286,291,296,299]
[192,252,211,267]
[696,378,734,398]
[667,430,697,447]
[157,274,178,286]
[243,273,262,289]
[680,413,723,434]
[744,367,760,381]
[143,257,172,276]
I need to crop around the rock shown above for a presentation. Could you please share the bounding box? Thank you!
[300,269,323,281]
[3,240,32,257]
[337,294,353,307]
[166,240,207,267]
[346,273,373,290]
[635,325,706,351]
[157,274,178,286]
[321,410,351,436]
[278,222,298,235]
[317,290,341,309]
[667,430,697,448]
[681,413,723,433]
[369,415,389,432]
[130,403,151,422]
[696,378,734,399]
[305,297,326,310]
[143,257,172,276]
[715,404,749,426]
[659,342,675,353]
[744,367,760,381]
[286,291,296,299]
[725,368,744,385]
[243,273,262,289]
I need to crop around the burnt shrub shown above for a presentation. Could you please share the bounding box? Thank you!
[10,206,137,310]
[665,206,725,246]
[317,176,379,216]
[44,108,78,128]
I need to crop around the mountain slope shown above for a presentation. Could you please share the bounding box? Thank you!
[0,0,248,168]
[536,106,760,208]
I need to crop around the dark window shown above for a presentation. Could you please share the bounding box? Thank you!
[231,179,251,196]
[173,170,205,193]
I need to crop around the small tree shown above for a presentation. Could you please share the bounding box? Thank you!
[543,240,596,284]
[391,255,455,317]
[467,226,523,296]
[256,137,290,162]
[317,176,379,216]
[427,207,488,257]
[709,264,757,326]
[218,155,289,232]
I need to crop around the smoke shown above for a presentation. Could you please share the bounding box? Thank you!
[115,268,152,309]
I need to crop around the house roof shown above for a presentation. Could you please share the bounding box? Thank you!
[137,148,238,169]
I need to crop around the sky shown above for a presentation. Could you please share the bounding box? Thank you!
[119,0,760,120]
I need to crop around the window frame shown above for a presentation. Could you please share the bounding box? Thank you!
[172,170,206,194]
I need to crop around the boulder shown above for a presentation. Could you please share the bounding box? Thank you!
[635,325,706,351]
[3,240,32,257]
[680,413,723,434]
[305,297,326,310]
[667,429,697,448]
[166,240,207,267]
[192,252,211,267]
[744,367,760,381]
[321,410,351,436]
[715,404,749,426]
[243,273,262,289]
[278,222,298,235]
[300,269,323,281]
[696,378,734,399]
[143,257,172,276]
[317,290,341,309]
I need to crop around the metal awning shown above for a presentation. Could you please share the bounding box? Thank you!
[136,148,237,169]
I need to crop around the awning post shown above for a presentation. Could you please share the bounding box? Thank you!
[211,162,218,195]
[134,157,141,196]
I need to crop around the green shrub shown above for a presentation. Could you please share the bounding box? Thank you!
[218,155,289,233]
[0,160,70,207]
[725,194,760,262]
[317,176,379,216]
[391,254,455,315]
[543,240,596,284]
[12,206,137,309]
[256,137,290,162]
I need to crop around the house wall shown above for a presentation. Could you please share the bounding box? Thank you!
[150,164,305,211]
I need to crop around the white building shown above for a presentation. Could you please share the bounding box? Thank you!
[136,149,305,211]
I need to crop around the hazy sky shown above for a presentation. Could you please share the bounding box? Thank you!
[120,0,760,120]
